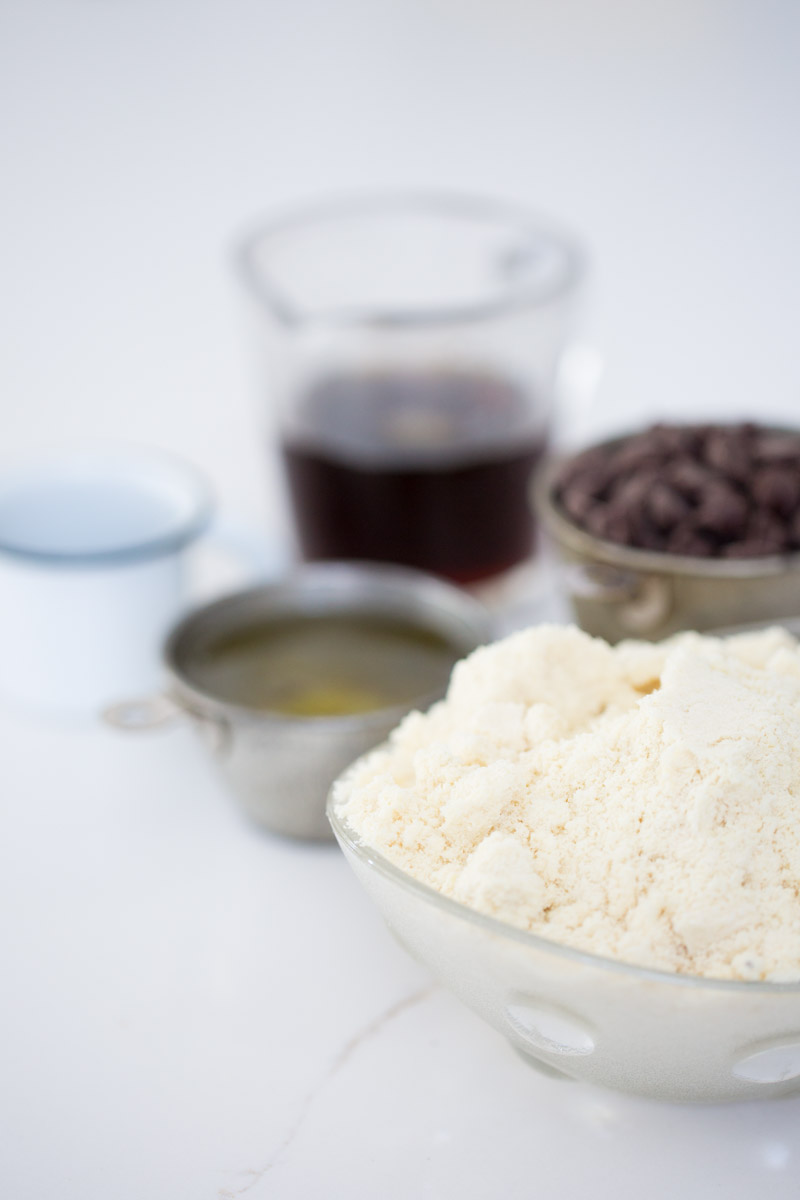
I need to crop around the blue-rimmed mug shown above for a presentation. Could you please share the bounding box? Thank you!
[0,447,216,716]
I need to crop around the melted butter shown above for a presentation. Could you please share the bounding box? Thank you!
[185,612,463,717]
[276,681,387,717]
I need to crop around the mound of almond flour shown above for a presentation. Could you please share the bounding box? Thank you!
[333,624,800,981]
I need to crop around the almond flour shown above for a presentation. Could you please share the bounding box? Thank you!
[333,624,800,981]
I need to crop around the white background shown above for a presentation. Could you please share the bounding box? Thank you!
[2,2,800,1197]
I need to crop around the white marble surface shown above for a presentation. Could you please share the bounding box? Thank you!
[2,1,800,1196]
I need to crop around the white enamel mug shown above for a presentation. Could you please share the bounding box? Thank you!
[0,447,217,716]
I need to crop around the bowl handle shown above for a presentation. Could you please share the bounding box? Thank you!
[561,563,673,635]
[561,562,641,602]
[102,692,233,758]
[102,694,183,731]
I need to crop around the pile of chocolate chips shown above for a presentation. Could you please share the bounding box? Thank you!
[554,423,800,557]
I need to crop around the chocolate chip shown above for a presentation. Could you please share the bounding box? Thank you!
[695,482,750,538]
[607,441,665,477]
[582,503,630,544]
[755,432,800,464]
[665,459,714,501]
[650,424,704,456]
[633,526,668,552]
[646,481,691,531]
[751,466,800,517]
[603,508,636,544]
[560,485,597,525]
[703,428,753,485]
[666,523,717,557]
[628,505,668,551]
[561,461,614,502]
[608,473,653,510]
[745,508,790,553]
[555,446,609,492]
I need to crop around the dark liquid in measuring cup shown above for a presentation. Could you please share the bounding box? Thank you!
[281,370,545,584]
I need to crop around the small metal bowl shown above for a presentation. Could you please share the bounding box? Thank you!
[535,445,800,643]
[105,562,490,840]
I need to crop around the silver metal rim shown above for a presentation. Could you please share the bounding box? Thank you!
[162,561,492,729]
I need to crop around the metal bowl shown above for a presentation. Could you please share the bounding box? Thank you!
[105,562,490,839]
[535,446,800,643]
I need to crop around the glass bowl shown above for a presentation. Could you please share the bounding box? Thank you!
[328,793,800,1103]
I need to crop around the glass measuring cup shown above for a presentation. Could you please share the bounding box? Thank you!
[238,192,585,587]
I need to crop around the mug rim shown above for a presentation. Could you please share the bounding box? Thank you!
[0,446,214,567]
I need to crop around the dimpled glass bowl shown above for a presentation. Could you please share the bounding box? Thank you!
[328,796,800,1104]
